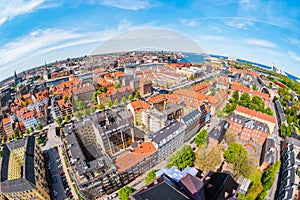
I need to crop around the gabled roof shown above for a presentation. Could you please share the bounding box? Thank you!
[235,105,276,124]
[129,100,150,112]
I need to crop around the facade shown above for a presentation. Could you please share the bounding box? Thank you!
[0,136,50,200]
[192,82,211,94]
[234,105,276,134]
[226,113,270,145]
[148,121,186,163]
[259,138,276,170]
[2,117,14,137]
[139,79,152,96]
[274,100,287,127]
[127,100,150,126]
[208,120,230,145]
[50,97,60,120]
[72,84,95,101]
[57,99,73,119]
[22,110,38,130]
[277,143,299,200]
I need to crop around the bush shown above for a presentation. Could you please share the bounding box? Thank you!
[145,170,157,184]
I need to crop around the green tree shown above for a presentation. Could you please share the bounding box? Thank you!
[108,100,112,108]
[30,126,34,133]
[74,111,81,118]
[13,133,17,140]
[37,123,43,131]
[65,115,70,122]
[90,106,96,114]
[250,96,265,112]
[232,153,250,178]
[128,94,134,102]
[239,93,251,108]
[78,101,86,110]
[63,95,68,101]
[113,81,121,89]
[145,170,157,184]
[135,91,141,100]
[280,124,292,137]
[264,107,273,116]
[261,161,281,191]
[98,104,105,111]
[194,129,208,146]
[83,109,88,116]
[122,97,127,104]
[56,117,62,125]
[252,84,257,90]
[118,186,136,200]
[167,145,195,170]
[232,90,239,102]
[194,144,222,172]
[19,131,23,138]
[114,99,120,106]
[93,92,98,104]
[225,102,237,114]
[224,142,247,163]
[101,86,107,93]
[25,129,30,135]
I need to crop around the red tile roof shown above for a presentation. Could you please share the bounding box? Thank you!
[22,110,35,121]
[235,106,276,123]
[192,82,210,93]
[130,100,150,112]
[2,117,10,125]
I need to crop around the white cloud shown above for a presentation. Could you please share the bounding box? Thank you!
[0,29,81,64]
[225,20,253,29]
[98,0,152,10]
[243,38,278,48]
[288,51,300,62]
[239,0,249,3]
[0,0,52,26]
[198,35,226,41]
[181,19,197,27]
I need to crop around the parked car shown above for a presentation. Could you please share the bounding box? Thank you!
[60,171,65,176]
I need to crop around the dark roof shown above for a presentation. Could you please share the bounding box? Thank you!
[0,136,37,193]
[181,109,202,126]
[132,175,191,200]
[261,138,275,164]
[209,120,229,143]
[149,121,185,144]
[203,171,239,200]
[227,113,270,134]
[178,173,205,200]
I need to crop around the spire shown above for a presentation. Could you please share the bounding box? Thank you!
[14,70,17,81]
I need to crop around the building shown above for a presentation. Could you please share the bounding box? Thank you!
[234,105,276,134]
[277,143,299,200]
[2,117,14,137]
[50,97,60,120]
[226,113,270,145]
[131,166,205,200]
[180,106,207,140]
[192,82,211,94]
[259,138,276,170]
[127,100,150,126]
[22,110,38,130]
[139,78,152,96]
[115,142,157,185]
[203,171,239,200]
[0,136,50,199]
[208,120,230,145]
[274,100,287,127]
[148,121,186,163]
[72,84,95,101]
[57,99,73,119]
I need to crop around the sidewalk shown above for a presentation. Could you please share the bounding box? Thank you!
[57,145,79,200]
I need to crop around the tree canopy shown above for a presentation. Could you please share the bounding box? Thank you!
[108,100,112,108]
[113,81,121,89]
[145,170,157,184]
[167,145,195,170]
[224,142,248,163]
[118,186,136,200]
[56,117,63,125]
[98,104,105,111]
[37,123,43,131]
[194,129,208,146]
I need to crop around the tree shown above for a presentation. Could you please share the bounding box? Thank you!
[90,106,96,114]
[194,129,208,146]
[108,100,112,108]
[261,161,281,191]
[113,81,121,89]
[30,126,34,133]
[25,129,30,135]
[280,124,292,137]
[250,96,265,112]
[224,142,247,163]
[19,131,23,138]
[93,92,98,104]
[232,91,239,102]
[101,86,107,93]
[65,115,70,122]
[118,186,136,200]
[114,99,120,106]
[128,94,134,102]
[194,144,222,172]
[37,123,43,131]
[239,93,251,108]
[74,111,81,118]
[98,104,105,111]
[63,95,68,101]
[232,153,250,178]
[56,117,62,125]
[83,109,88,116]
[13,133,17,140]
[167,145,195,170]
[122,97,127,104]
[252,84,257,90]
[135,91,141,100]
[78,101,86,110]
[264,107,273,116]
[145,170,157,184]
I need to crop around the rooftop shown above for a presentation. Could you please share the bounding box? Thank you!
[235,105,276,124]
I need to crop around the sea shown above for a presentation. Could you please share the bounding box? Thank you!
[181,52,300,82]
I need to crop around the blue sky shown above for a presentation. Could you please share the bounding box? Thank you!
[0,0,300,79]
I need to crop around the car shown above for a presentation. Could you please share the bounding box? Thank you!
[65,187,70,192]
[66,191,72,196]
[58,164,62,169]
[60,171,65,176]
[52,176,57,183]
[56,159,61,163]
[112,193,118,198]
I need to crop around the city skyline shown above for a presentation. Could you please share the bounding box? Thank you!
[0,0,300,79]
